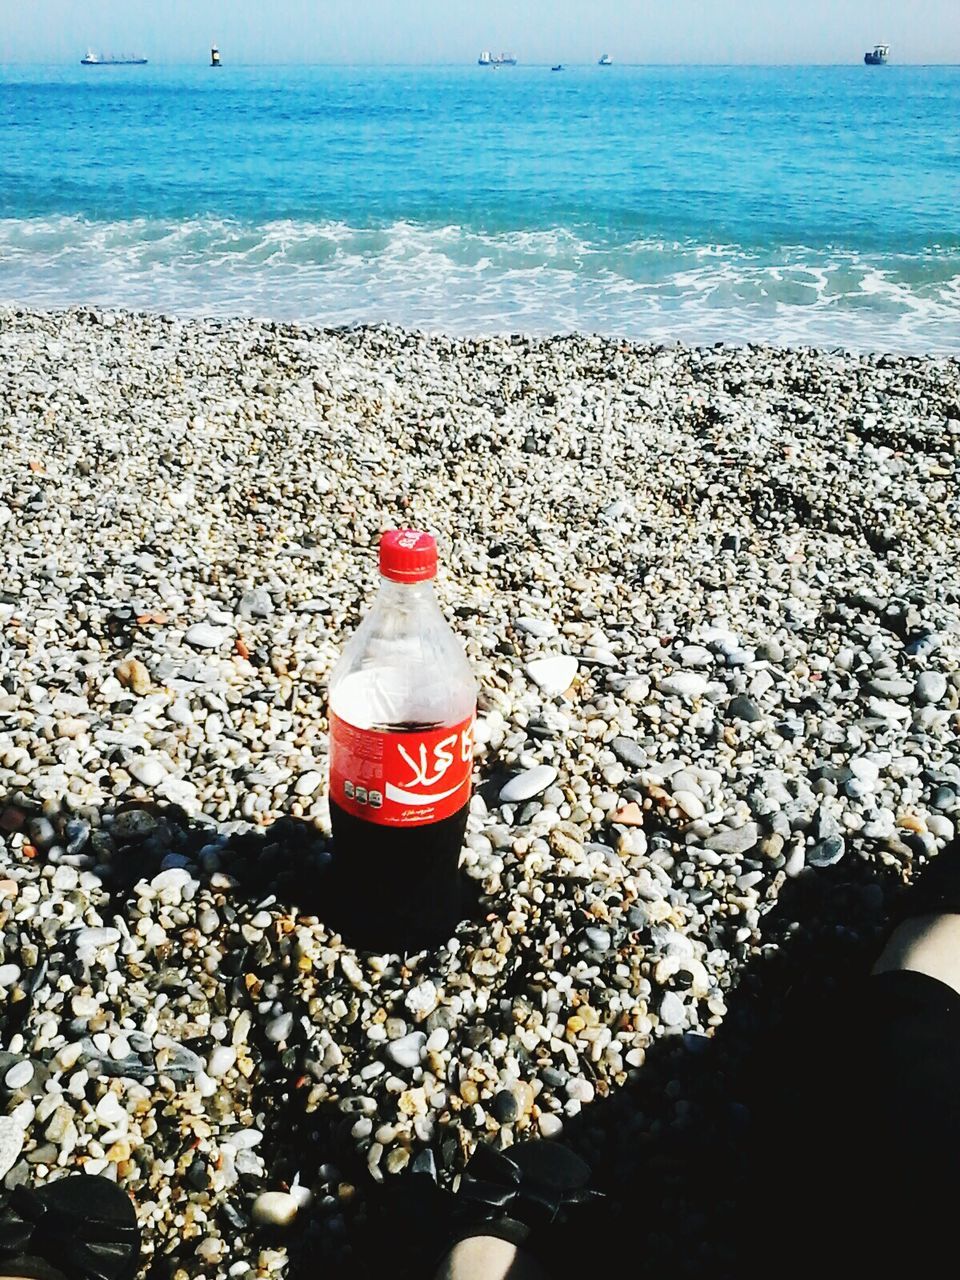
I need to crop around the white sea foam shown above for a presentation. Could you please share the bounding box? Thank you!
[0,214,958,353]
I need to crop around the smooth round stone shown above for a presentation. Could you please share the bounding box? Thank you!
[565,1078,595,1104]
[538,1113,564,1138]
[251,1191,299,1227]
[658,672,707,700]
[673,790,705,820]
[294,771,323,797]
[491,1089,519,1124]
[679,644,714,668]
[266,1013,295,1044]
[184,623,231,650]
[611,737,646,769]
[4,1061,35,1091]
[207,1046,237,1078]
[583,926,612,952]
[500,766,559,804]
[198,909,220,935]
[385,1032,426,1069]
[74,927,121,954]
[27,816,57,849]
[516,617,557,639]
[659,992,687,1027]
[727,695,762,723]
[0,964,21,987]
[928,815,955,842]
[128,756,165,788]
[524,656,578,698]
[808,836,846,867]
[704,824,759,856]
[0,1116,24,1180]
[916,671,948,705]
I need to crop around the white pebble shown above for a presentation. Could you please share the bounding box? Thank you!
[0,1116,25,1179]
[525,655,578,698]
[500,765,559,804]
[251,1191,299,1227]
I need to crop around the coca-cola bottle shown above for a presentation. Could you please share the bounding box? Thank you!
[327,530,477,949]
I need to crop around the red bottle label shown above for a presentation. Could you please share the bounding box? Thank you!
[329,711,475,827]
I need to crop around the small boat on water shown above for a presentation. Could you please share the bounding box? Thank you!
[551,64,565,72]
[864,43,890,65]
[211,45,221,67]
[80,50,148,65]
[599,53,612,66]
[478,51,517,66]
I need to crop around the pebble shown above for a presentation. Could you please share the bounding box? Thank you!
[207,1046,237,1078]
[129,757,165,788]
[500,766,559,803]
[115,658,151,696]
[611,737,646,770]
[4,1061,34,1090]
[538,1114,564,1138]
[491,1090,519,1124]
[658,673,707,700]
[704,824,760,856]
[659,993,687,1028]
[808,836,846,867]
[266,1013,295,1044]
[239,588,274,619]
[251,1191,300,1228]
[185,623,231,650]
[673,790,705,820]
[727,695,762,723]
[916,671,948,705]
[385,1033,426,1069]
[0,1116,24,1180]
[524,656,578,698]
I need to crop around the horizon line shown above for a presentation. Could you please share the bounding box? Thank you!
[3,58,959,68]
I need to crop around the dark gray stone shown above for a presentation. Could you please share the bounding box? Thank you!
[808,836,846,867]
[727,695,762,723]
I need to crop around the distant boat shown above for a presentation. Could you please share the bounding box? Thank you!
[599,53,613,66]
[80,50,148,66]
[211,45,221,67]
[478,51,517,66]
[864,43,890,65]
[551,64,565,72]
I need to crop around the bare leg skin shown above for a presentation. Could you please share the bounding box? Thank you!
[873,913,960,996]
[433,1236,549,1280]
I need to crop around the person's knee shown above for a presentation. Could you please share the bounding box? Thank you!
[433,1235,549,1280]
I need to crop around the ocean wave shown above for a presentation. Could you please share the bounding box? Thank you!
[0,214,958,353]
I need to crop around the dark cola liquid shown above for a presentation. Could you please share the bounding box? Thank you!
[329,800,470,951]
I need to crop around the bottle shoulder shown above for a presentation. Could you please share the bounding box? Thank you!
[329,591,476,730]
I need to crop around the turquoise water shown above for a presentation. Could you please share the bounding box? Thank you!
[1,64,958,350]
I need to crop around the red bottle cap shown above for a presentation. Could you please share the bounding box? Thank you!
[379,529,438,583]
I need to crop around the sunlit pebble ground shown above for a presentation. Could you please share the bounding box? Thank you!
[0,307,959,1277]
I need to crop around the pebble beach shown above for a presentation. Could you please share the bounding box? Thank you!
[1,306,959,1276]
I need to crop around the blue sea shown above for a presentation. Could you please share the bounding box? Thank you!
[1,64,958,351]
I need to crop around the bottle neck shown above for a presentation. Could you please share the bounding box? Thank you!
[376,577,439,608]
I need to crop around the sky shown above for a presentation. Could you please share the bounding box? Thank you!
[1,0,958,66]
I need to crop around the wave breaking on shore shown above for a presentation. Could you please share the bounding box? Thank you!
[1,215,959,353]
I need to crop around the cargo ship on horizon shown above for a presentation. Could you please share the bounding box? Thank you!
[478,51,518,66]
[80,51,148,66]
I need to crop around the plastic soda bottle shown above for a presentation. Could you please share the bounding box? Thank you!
[327,530,477,947]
